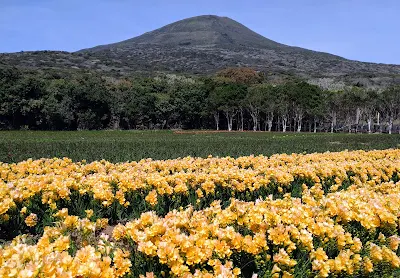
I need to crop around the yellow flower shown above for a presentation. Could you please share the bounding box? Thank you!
[20,206,27,215]
[378,232,386,243]
[311,248,328,261]
[273,248,297,267]
[363,257,374,273]
[233,267,241,276]
[282,271,293,278]
[49,202,57,210]
[271,264,281,274]
[389,235,400,251]
[3,150,400,277]
[113,249,132,277]
[138,241,157,256]
[351,237,363,253]
[85,209,94,218]
[196,188,204,198]
[145,190,158,206]
[25,213,38,227]
[54,208,69,219]
[1,214,9,221]
[112,224,126,241]
[370,244,383,262]
[96,218,109,229]
[63,215,79,228]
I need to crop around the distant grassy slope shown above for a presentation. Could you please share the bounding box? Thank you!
[1,130,399,163]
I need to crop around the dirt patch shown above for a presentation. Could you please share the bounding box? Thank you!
[99,225,115,238]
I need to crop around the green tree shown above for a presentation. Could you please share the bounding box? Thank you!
[209,82,247,131]
[42,79,76,130]
[381,86,400,134]
[247,84,279,131]
[324,90,343,133]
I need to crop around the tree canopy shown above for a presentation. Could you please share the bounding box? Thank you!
[1,67,399,133]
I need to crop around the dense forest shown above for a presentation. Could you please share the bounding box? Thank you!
[1,67,399,133]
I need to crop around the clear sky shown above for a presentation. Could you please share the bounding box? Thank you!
[1,0,399,64]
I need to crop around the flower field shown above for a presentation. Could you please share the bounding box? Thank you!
[1,149,400,277]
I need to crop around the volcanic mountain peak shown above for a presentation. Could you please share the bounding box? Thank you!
[82,15,286,51]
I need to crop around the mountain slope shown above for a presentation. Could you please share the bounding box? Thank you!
[82,15,287,50]
[2,15,400,79]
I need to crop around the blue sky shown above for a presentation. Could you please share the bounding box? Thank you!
[1,0,399,64]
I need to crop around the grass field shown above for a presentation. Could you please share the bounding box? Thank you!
[1,130,400,163]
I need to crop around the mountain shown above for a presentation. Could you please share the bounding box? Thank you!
[2,15,400,81]
[82,15,287,50]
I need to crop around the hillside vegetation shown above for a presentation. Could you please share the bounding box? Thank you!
[1,15,400,85]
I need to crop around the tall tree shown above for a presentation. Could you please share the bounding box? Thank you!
[325,90,343,133]
[363,90,379,133]
[246,86,262,131]
[381,86,400,134]
[209,81,247,131]
[247,84,279,131]
[42,79,76,130]
[275,84,291,132]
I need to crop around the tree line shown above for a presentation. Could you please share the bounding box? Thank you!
[1,67,400,133]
